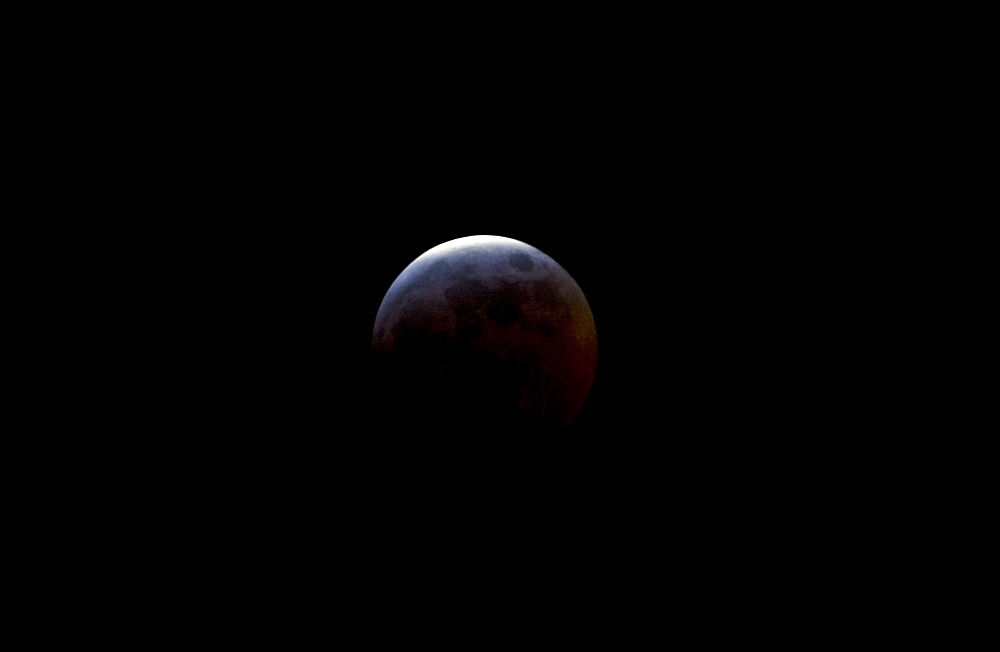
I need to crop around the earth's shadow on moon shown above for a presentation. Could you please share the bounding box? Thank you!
[367,235,599,475]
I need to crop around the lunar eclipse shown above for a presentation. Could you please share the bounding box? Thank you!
[371,235,598,434]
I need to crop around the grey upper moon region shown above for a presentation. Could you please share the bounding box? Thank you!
[372,235,598,431]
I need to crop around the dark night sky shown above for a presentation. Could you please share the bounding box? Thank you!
[176,180,828,496]
[105,15,866,628]
[152,50,835,495]
[134,10,839,443]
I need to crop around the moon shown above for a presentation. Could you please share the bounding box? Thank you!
[371,235,598,432]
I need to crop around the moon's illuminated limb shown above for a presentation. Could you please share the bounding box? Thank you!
[420,235,520,257]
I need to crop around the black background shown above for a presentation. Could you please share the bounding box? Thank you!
[89,12,869,634]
